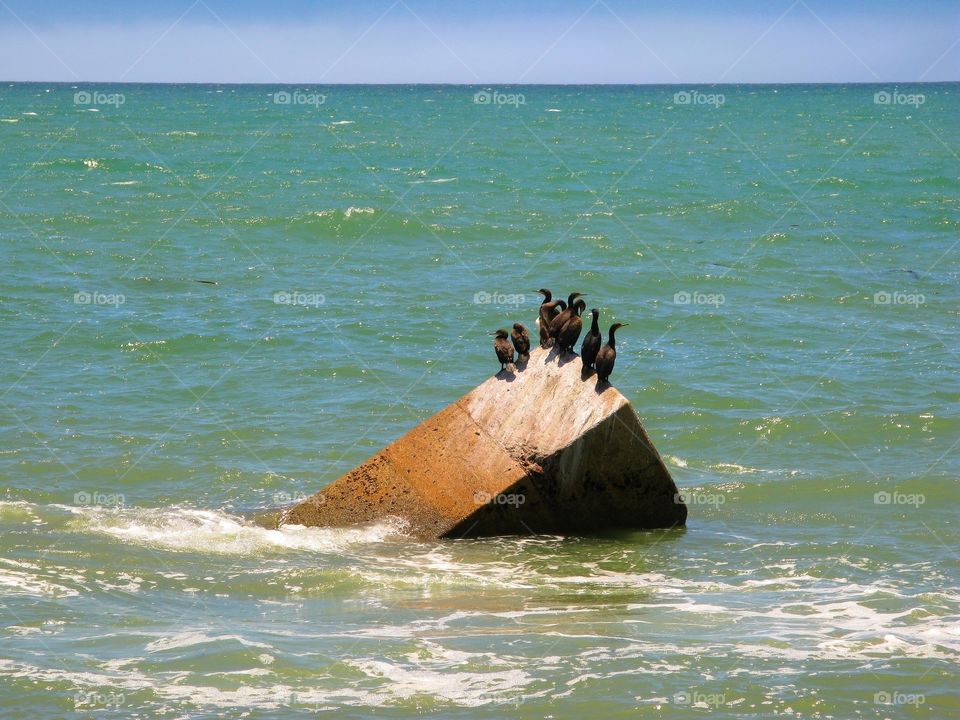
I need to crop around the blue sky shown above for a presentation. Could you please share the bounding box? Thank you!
[0,0,957,83]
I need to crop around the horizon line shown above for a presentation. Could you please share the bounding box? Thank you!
[3,80,957,86]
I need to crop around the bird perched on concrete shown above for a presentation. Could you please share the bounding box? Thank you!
[535,288,553,346]
[492,329,516,373]
[556,299,586,354]
[511,323,530,365]
[580,308,601,371]
[549,292,585,340]
[595,323,627,384]
[537,298,566,347]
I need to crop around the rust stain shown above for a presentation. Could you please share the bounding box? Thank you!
[281,346,685,538]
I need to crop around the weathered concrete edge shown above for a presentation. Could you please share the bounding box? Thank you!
[445,403,687,537]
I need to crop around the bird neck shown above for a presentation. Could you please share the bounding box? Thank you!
[590,314,600,333]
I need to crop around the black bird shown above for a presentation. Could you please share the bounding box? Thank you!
[536,289,554,347]
[511,323,531,365]
[556,299,586,354]
[580,308,601,370]
[549,292,585,339]
[537,299,566,347]
[595,323,627,384]
[492,329,515,373]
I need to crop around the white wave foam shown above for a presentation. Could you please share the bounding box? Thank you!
[145,631,273,654]
[0,500,40,519]
[343,206,374,218]
[346,641,534,707]
[0,567,79,598]
[82,507,407,555]
[409,177,458,184]
[664,454,688,468]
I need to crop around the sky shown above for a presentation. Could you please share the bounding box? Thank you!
[0,0,957,83]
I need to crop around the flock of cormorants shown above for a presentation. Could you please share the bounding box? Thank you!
[492,288,627,384]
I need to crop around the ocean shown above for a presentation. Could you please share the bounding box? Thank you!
[1,83,957,718]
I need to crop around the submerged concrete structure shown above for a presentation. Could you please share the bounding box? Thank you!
[281,346,685,538]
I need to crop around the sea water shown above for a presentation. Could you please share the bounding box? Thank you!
[1,83,957,718]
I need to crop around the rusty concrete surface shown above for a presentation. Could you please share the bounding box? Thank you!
[280,345,686,538]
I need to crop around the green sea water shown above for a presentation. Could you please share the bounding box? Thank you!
[1,83,958,718]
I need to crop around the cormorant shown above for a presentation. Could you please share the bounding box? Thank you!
[556,299,586,354]
[549,292,585,339]
[536,289,554,346]
[595,323,627,384]
[580,308,601,370]
[537,299,566,347]
[511,323,530,365]
[492,329,515,373]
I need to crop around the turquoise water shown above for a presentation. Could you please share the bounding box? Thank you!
[1,83,958,718]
